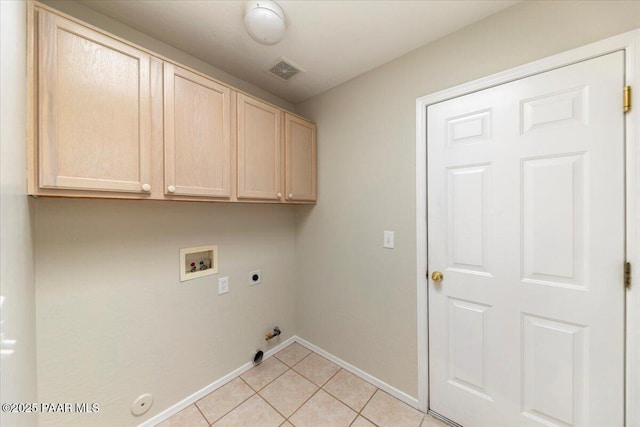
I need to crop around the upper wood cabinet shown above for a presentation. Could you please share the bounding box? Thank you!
[37,9,152,194]
[30,4,316,204]
[236,94,282,200]
[285,114,317,202]
[164,63,231,198]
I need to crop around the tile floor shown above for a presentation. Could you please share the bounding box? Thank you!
[156,342,448,427]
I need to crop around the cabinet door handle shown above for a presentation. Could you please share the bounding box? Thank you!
[288,193,293,200]
[167,185,176,193]
[142,183,151,192]
[276,192,282,198]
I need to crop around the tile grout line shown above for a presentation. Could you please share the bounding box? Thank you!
[317,364,342,388]
[285,364,345,425]
[351,387,381,427]
[206,377,259,425]
[198,378,255,426]
[317,367,358,422]
[289,351,339,389]
[354,387,428,427]
[313,367,380,426]
[238,375,254,390]
[256,348,340,423]
[273,344,312,368]
[247,358,290,393]
[206,358,291,426]
[153,341,296,427]
[281,351,340,423]
[320,368,377,413]
[288,348,314,369]
[164,342,427,427]
[252,345,315,425]
[256,384,291,423]
[244,364,293,422]
[153,340,429,427]
[296,352,342,391]
[285,383,323,424]
[190,400,209,426]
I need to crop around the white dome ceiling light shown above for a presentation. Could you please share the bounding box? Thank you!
[244,1,286,46]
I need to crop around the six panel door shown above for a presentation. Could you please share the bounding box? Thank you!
[285,113,317,202]
[38,9,151,194]
[427,52,625,426]
[164,63,231,198]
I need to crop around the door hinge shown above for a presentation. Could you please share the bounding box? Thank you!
[625,262,631,289]
[624,86,631,113]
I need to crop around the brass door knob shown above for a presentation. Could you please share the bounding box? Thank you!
[431,271,444,282]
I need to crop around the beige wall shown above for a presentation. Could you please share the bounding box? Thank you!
[294,0,640,398]
[27,1,640,425]
[36,199,296,426]
[41,0,294,112]
[32,3,299,426]
[0,1,38,427]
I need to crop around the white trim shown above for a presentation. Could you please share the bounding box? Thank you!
[138,336,296,427]
[626,33,640,427]
[415,28,640,424]
[140,335,422,426]
[416,96,429,412]
[294,337,419,409]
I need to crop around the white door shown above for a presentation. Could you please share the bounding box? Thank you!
[427,52,625,427]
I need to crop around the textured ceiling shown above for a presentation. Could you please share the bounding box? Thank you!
[78,0,519,103]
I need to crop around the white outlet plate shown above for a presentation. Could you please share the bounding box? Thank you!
[249,270,261,285]
[384,231,394,249]
[218,277,229,294]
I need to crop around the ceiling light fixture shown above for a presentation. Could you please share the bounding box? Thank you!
[244,1,286,46]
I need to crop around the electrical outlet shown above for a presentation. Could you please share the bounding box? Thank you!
[218,277,229,294]
[249,270,261,285]
[384,231,394,249]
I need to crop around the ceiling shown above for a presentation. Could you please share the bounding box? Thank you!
[78,0,519,104]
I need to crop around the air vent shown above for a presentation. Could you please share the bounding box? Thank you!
[268,57,303,81]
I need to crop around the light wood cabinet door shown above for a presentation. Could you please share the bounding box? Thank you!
[38,10,151,194]
[164,64,231,198]
[285,114,317,202]
[237,94,282,200]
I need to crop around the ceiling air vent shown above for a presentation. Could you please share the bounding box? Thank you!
[268,57,303,81]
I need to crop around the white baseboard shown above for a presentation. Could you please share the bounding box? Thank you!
[294,337,419,409]
[140,335,419,426]
[138,336,296,427]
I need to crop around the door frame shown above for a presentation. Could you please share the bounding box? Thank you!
[415,29,640,424]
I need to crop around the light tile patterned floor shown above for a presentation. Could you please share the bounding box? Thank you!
[156,342,448,427]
